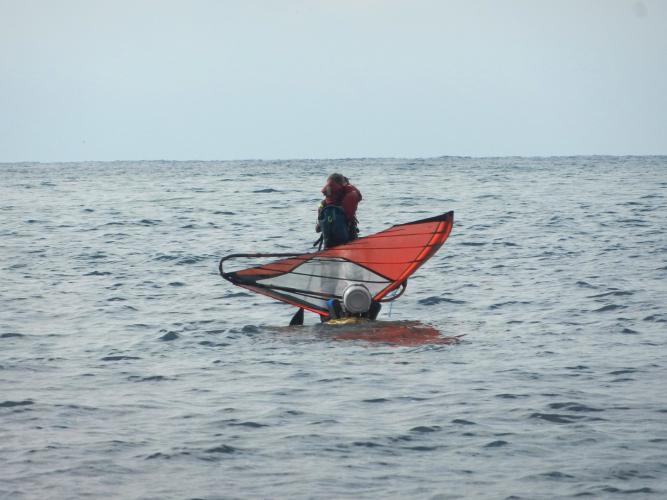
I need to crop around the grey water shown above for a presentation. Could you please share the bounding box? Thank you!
[1,157,666,499]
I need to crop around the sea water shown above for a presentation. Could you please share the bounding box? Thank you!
[1,157,666,499]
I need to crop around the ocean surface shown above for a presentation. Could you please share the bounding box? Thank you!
[1,157,666,499]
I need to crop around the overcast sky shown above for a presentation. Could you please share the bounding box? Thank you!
[1,0,665,162]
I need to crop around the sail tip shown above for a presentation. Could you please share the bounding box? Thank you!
[395,211,453,227]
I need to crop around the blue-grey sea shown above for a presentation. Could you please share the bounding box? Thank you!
[1,157,666,499]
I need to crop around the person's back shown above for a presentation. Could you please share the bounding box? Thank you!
[316,173,362,248]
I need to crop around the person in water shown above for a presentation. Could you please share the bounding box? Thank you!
[290,173,364,325]
[315,173,362,248]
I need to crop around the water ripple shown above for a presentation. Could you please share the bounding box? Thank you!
[1,157,666,499]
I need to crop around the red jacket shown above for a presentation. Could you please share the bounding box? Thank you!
[339,184,362,222]
[321,182,362,223]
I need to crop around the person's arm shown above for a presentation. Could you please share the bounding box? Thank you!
[341,190,360,221]
[315,200,325,232]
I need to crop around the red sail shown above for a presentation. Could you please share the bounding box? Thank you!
[220,211,454,317]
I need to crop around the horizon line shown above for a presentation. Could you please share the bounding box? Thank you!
[2,153,667,165]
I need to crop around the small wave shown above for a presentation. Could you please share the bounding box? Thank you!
[389,434,413,444]
[177,256,208,265]
[81,252,107,260]
[588,290,633,298]
[229,421,268,428]
[484,440,508,448]
[145,450,193,460]
[152,254,209,265]
[0,400,34,408]
[100,355,141,361]
[530,413,584,424]
[198,341,229,347]
[205,444,238,454]
[534,471,576,480]
[617,218,648,224]
[159,332,179,341]
[54,403,98,411]
[128,375,170,382]
[608,368,637,375]
[547,402,603,412]
[353,441,383,448]
[601,486,655,494]
[489,301,531,310]
[410,425,441,433]
[418,296,466,305]
[205,328,226,335]
[154,254,178,261]
[406,445,439,451]
[592,304,625,313]
[607,467,655,481]
[451,419,476,425]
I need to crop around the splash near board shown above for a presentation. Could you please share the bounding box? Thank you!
[219,211,453,321]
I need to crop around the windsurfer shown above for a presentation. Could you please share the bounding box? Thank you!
[315,173,362,249]
[289,173,363,325]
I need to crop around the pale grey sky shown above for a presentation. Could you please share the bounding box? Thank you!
[1,0,665,162]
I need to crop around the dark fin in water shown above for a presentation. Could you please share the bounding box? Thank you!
[289,308,304,326]
[368,301,382,320]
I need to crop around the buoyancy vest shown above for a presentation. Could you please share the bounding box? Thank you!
[340,184,362,223]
